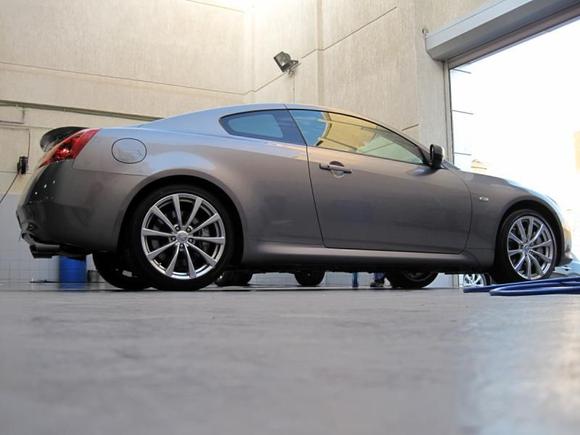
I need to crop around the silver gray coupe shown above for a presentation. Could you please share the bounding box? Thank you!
[16,104,573,290]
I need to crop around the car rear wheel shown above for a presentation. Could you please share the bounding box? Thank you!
[385,271,438,289]
[492,209,557,283]
[294,271,325,287]
[215,271,253,287]
[92,252,148,290]
[129,185,234,291]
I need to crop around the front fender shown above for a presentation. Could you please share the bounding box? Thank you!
[458,170,570,265]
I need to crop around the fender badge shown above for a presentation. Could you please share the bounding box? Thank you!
[478,196,489,202]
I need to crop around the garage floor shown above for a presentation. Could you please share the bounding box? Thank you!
[1,283,580,435]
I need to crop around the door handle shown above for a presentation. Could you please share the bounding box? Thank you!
[319,162,352,174]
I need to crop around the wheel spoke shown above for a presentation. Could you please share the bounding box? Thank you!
[508,248,522,257]
[530,250,552,262]
[529,223,544,244]
[142,228,174,237]
[184,246,197,278]
[152,206,175,231]
[184,197,203,228]
[165,245,180,276]
[516,220,528,242]
[529,253,543,274]
[526,217,535,241]
[146,240,177,260]
[514,254,526,271]
[192,214,220,233]
[525,256,532,279]
[509,233,524,245]
[191,236,225,245]
[187,243,217,267]
[531,239,552,249]
[172,194,183,228]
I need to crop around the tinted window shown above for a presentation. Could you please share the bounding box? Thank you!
[289,109,327,146]
[221,110,304,145]
[290,110,425,164]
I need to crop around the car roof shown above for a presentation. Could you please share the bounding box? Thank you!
[143,103,420,148]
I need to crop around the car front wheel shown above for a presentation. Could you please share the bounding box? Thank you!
[492,209,557,283]
[215,271,253,287]
[460,273,491,288]
[384,271,438,289]
[294,271,325,287]
[129,185,234,290]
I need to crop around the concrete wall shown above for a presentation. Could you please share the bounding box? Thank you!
[248,0,487,148]
[0,0,249,281]
[0,0,248,118]
[0,0,487,283]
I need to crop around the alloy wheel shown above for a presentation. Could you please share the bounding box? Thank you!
[140,193,226,280]
[461,273,486,287]
[507,215,555,280]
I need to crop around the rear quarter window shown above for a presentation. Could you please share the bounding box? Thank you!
[220,110,304,145]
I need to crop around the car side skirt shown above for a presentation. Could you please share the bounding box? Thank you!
[241,241,490,273]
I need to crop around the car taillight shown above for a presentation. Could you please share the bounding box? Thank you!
[38,128,100,167]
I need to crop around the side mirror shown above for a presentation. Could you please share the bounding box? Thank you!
[430,144,444,169]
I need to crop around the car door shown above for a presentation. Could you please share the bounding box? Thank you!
[289,110,471,253]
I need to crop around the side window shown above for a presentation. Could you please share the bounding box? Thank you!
[220,110,304,145]
[290,110,425,165]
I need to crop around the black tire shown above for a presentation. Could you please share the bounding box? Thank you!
[294,271,325,287]
[215,271,235,287]
[491,209,558,283]
[215,271,253,287]
[128,184,234,291]
[92,252,148,290]
[385,271,438,289]
[235,272,253,286]
[483,273,493,285]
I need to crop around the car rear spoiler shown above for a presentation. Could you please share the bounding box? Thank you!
[40,126,87,152]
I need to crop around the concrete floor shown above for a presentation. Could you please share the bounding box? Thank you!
[1,283,580,435]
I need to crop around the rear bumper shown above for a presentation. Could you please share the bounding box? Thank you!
[17,216,91,259]
[18,232,72,259]
[16,161,145,258]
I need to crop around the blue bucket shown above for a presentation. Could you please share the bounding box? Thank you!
[59,256,87,283]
